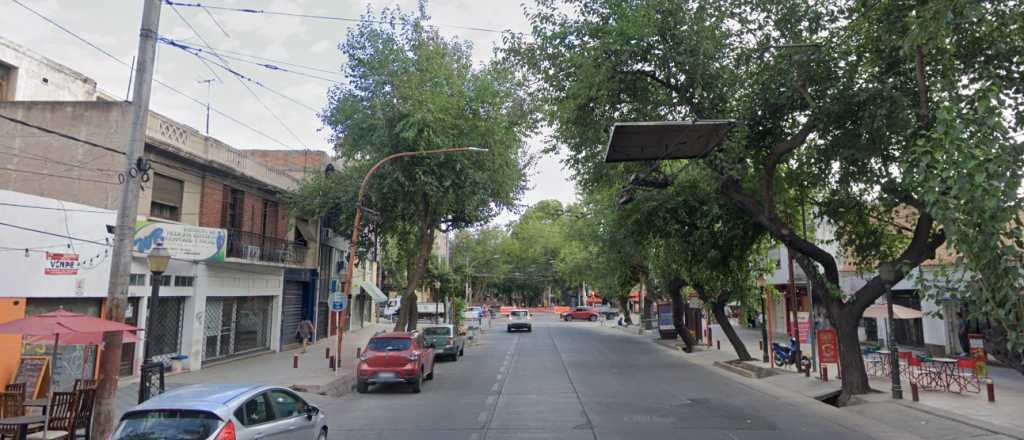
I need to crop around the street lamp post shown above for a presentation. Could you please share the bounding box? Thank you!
[337,147,488,362]
[143,241,171,362]
[879,262,902,399]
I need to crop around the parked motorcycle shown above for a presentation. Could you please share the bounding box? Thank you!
[772,337,809,367]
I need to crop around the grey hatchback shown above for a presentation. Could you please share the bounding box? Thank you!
[112,384,327,440]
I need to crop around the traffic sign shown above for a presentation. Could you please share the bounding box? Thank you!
[330,291,347,312]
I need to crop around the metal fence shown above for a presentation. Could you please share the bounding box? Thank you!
[226,229,306,265]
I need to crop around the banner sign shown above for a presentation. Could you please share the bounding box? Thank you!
[44,252,79,275]
[134,221,226,262]
[817,328,839,364]
[796,311,811,343]
[330,292,347,312]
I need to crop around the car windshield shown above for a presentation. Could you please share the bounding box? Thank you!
[510,311,528,318]
[112,410,221,440]
[423,327,451,336]
[367,338,412,351]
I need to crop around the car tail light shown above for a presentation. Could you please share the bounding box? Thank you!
[359,350,369,361]
[446,337,453,346]
[213,421,236,440]
[408,351,420,361]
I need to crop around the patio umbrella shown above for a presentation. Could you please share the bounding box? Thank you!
[0,309,138,436]
[862,303,923,320]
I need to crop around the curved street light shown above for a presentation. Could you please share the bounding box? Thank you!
[335,146,488,363]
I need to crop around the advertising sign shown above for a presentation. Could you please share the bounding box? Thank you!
[817,328,839,364]
[44,252,79,275]
[330,292,347,312]
[796,311,810,343]
[133,221,226,261]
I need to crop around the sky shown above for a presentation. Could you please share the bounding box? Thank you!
[1,0,576,224]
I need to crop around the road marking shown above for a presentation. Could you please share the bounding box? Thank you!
[478,411,489,422]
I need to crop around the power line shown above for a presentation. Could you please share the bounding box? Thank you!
[0,166,118,185]
[164,0,506,34]
[0,201,113,214]
[0,113,123,156]
[165,11,312,148]
[10,0,298,148]
[0,221,111,246]
[162,38,340,83]
[184,42,344,77]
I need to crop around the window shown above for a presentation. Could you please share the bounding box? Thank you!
[173,276,194,287]
[423,327,451,336]
[0,62,14,100]
[112,410,220,440]
[366,338,411,352]
[267,390,306,419]
[150,174,184,221]
[129,274,147,286]
[150,274,171,286]
[234,393,273,426]
[261,200,278,237]
[222,187,244,229]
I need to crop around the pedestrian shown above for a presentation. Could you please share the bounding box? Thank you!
[957,313,971,356]
[296,319,314,353]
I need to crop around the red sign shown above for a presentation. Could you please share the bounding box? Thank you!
[44,252,79,275]
[817,328,839,364]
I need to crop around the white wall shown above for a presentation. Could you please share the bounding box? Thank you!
[0,37,98,101]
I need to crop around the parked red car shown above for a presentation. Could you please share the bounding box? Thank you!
[357,331,436,393]
[561,306,600,321]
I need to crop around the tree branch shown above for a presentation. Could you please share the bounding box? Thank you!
[763,118,816,205]
[618,68,703,118]
[914,45,930,129]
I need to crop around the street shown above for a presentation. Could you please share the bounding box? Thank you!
[312,314,872,440]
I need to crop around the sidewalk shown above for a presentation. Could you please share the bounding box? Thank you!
[602,322,1024,440]
[114,321,391,420]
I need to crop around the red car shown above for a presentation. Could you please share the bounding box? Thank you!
[357,331,436,393]
[561,306,600,321]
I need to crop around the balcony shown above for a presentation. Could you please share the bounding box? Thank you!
[226,229,306,266]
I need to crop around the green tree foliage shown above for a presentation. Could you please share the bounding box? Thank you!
[289,3,534,332]
[510,0,1023,398]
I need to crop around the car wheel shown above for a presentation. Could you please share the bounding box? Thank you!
[507,326,513,332]
[317,428,328,440]
[411,371,423,393]
[356,380,368,394]
[589,315,598,322]
[566,316,574,321]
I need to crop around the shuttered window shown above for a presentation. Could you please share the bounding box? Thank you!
[151,173,184,221]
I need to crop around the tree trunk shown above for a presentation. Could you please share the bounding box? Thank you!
[712,300,753,361]
[835,313,871,404]
[394,196,435,332]
[621,297,633,325]
[667,278,696,351]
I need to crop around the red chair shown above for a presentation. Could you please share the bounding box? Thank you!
[953,358,981,393]
[905,356,941,390]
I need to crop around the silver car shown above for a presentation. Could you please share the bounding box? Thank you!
[112,384,328,440]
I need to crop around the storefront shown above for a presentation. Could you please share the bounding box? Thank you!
[203,296,273,362]
[22,298,102,392]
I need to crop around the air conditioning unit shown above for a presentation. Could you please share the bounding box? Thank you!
[245,245,261,260]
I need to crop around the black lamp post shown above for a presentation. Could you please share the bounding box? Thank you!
[143,241,171,362]
[761,286,770,363]
[879,262,902,399]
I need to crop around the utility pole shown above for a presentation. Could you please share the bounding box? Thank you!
[93,1,162,438]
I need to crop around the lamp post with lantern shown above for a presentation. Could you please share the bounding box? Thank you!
[879,262,902,399]
[143,241,170,363]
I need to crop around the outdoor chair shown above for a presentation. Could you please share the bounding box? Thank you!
[905,356,941,390]
[862,349,884,376]
[952,358,981,393]
[70,388,95,440]
[71,380,96,393]
[26,391,78,440]
[3,384,25,399]
[0,391,24,418]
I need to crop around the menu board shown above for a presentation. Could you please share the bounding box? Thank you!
[13,356,49,399]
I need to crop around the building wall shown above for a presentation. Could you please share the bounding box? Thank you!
[242,150,329,181]
[136,152,204,226]
[0,298,26,389]
[0,37,98,101]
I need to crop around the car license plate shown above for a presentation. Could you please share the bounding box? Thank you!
[377,372,397,379]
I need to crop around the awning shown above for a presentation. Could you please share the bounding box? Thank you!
[358,280,388,303]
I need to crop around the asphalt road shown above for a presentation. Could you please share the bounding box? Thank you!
[313,314,874,440]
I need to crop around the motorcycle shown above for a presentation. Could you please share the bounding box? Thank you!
[772,337,809,367]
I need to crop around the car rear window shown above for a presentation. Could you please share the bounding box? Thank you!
[367,337,412,351]
[510,311,528,318]
[112,410,221,440]
[423,327,451,336]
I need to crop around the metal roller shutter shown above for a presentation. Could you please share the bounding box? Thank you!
[281,281,305,347]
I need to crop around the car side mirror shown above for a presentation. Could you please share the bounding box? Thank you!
[304,405,319,421]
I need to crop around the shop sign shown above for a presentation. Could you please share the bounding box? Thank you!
[330,291,347,312]
[133,221,226,261]
[817,328,838,364]
[44,252,79,275]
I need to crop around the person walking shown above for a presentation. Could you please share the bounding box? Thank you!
[296,319,315,353]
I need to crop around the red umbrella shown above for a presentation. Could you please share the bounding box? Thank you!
[27,331,140,345]
[0,308,138,437]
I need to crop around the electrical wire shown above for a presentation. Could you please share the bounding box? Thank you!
[9,0,299,148]
[0,166,118,186]
[0,221,111,246]
[183,42,343,77]
[165,11,313,148]
[161,38,340,83]
[0,201,112,214]
[165,0,506,34]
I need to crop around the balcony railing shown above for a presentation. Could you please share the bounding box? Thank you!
[226,229,306,265]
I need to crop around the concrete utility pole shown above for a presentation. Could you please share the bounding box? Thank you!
[93,1,162,438]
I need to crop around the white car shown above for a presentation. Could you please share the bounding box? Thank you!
[507,309,532,332]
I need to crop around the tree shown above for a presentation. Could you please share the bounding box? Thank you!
[511,0,1023,400]
[290,3,534,332]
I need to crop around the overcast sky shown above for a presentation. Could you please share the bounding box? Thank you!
[1,0,576,224]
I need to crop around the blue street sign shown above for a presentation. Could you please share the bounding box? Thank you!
[330,278,339,293]
[330,292,347,312]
